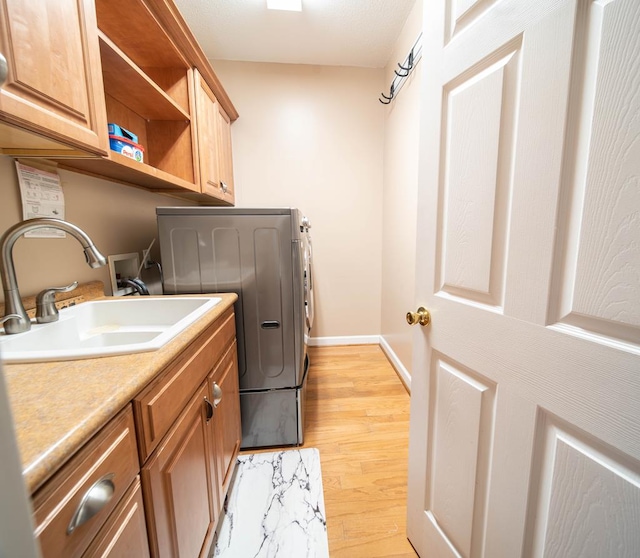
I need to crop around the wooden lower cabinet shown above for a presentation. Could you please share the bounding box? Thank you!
[142,383,217,558]
[33,407,139,558]
[31,309,241,558]
[138,308,241,558]
[209,341,241,508]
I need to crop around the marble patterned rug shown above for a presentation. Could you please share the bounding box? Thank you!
[213,448,329,558]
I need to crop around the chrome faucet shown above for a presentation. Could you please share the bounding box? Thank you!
[0,218,107,334]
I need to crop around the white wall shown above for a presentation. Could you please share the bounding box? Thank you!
[0,155,193,303]
[380,0,423,380]
[211,61,385,339]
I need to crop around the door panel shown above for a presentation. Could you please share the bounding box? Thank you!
[548,0,640,348]
[408,0,640,556]
[427,358,496,557]
[438,45,519,308]
[445,0,500,41]
[525,415,640,557]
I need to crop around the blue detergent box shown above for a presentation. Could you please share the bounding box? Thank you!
[107,123,138,144]
[109,134,144,163]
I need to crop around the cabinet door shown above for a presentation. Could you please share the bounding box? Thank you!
[142,383,217,558]
[215,102,235,205]
[194,70,234,205]
[0,0,108,154]
[194,71,222,200]
[210,341,241,506]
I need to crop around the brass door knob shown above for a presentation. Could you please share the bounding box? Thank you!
[406,307,431,326]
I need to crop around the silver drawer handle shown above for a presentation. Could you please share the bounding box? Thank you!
[0,53,7,89]
[67,473,115,535]
[213,382,222,408]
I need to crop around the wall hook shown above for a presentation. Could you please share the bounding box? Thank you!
[379,83,396,104]
[395,50,415,77]
[378,33,422,106]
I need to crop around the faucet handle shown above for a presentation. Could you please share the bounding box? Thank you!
[36,282,78,324]
[0,314,22,327]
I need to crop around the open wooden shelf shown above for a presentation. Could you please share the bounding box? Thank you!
[60,150,197,191]
[99,33,190,121]
[95,0,187,69]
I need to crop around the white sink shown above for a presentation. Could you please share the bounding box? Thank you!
[0,296,221,363]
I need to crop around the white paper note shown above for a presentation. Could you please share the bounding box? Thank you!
[15,162,66,238]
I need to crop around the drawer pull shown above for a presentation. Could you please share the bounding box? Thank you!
[204,397,214,422]
[0,53,7,89]
[67,474,115,535]
[212,382,223,408]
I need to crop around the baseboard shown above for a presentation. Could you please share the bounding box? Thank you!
[379,336,411,393]
[307,335,380,347]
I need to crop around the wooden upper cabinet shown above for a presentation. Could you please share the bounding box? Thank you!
[0,0,108,155]
[194,70,235,205]
[215,101,235,204]
[0,0,238,203]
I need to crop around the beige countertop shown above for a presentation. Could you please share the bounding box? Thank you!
[2,293,237,494]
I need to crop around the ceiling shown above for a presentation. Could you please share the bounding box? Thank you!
[173,0,416,69]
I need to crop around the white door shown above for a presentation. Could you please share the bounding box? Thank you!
[407,0,640,556]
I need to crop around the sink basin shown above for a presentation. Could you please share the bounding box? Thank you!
[0,296,221,363]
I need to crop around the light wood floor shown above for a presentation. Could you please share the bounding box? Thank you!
[301,345,418,557]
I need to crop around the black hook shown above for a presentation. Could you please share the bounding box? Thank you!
[396,49,415,77]
[379,83,396,105]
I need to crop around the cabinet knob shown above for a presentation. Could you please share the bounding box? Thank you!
[204,397,214,422]
[406,307,431,327]
[67,474,115,535]
[0,53,7,89]
[212,382,222,408]
[220,181,228,194]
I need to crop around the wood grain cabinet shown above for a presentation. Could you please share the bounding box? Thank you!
[82,478,150,558]
[142,382,218,558]
[136,307,241,558]
[0,0,238,203]
[194,71,235,205]
[209,340,241,507]
[31,406,141,558]
[31,307,242,558]
[0,0,109,155]
[62,0,238,203]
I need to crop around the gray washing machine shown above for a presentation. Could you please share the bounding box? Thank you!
[157,207,313,448]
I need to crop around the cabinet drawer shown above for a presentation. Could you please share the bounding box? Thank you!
[33,405,139,558]
[134,307,235,462]
[82,476,149,558]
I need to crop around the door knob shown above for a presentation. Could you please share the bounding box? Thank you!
[406,307,431,326]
